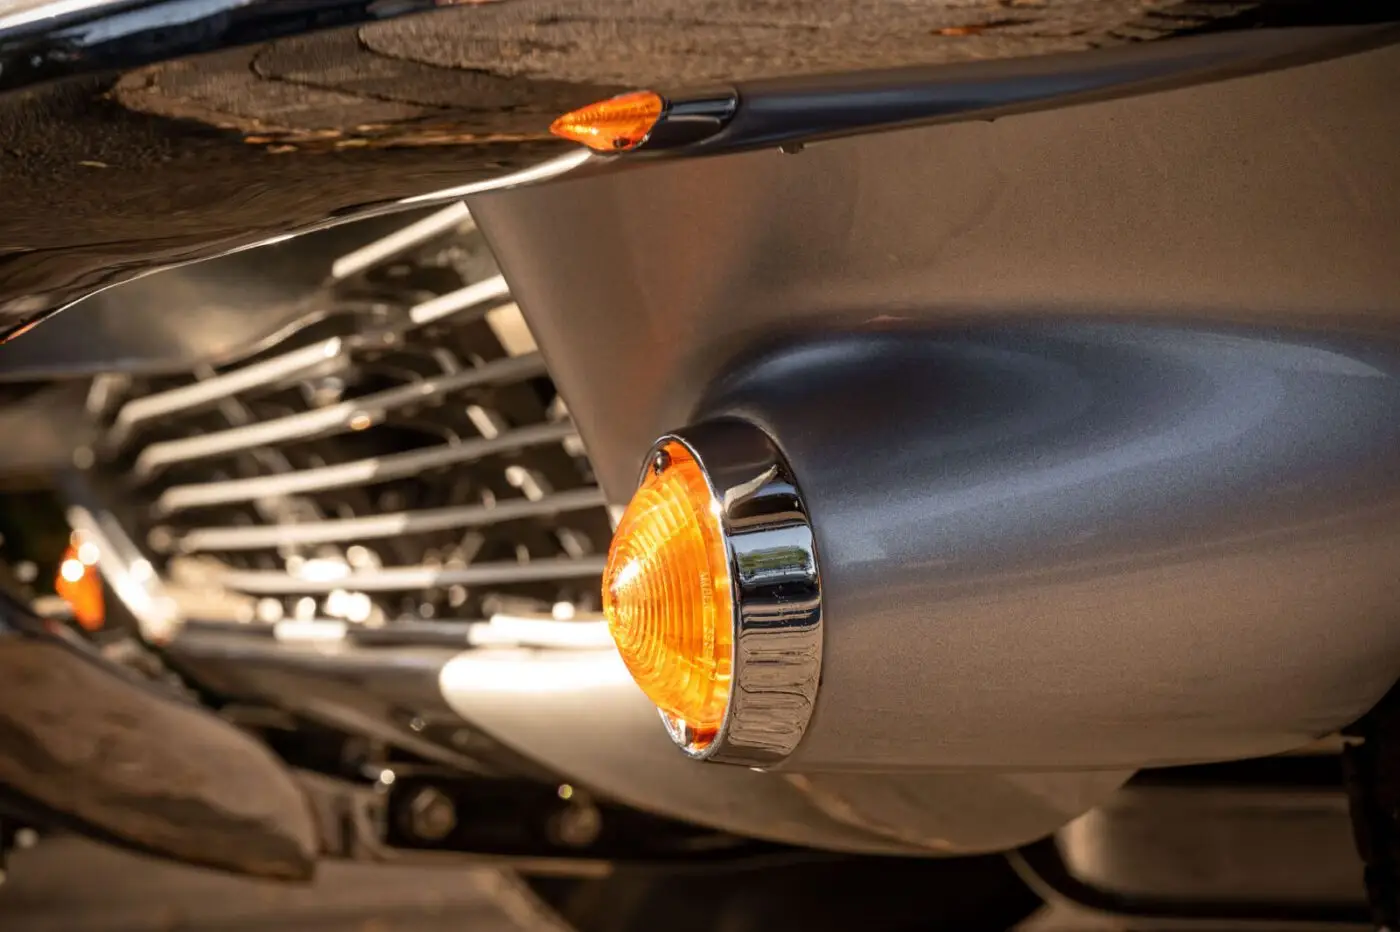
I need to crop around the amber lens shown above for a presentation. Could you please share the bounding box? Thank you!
[550,91,665,153]
[603,441,733,745]
[56,543,104,631]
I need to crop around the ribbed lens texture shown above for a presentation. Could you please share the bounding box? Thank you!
[549,91,665,152]
[603,441,733,743]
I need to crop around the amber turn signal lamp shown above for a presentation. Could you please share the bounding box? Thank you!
[603,422,824,767]
[550,91,666,152]
[56,542,105,631]
[604,441,733,749]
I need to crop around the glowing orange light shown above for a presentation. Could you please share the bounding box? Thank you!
[603,442,733,746]
[55,544,104,631]
[1,320,40,343]
[550,91,665,153]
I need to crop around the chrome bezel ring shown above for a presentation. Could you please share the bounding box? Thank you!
[641,419,823,768]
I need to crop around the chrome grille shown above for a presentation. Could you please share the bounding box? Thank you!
[90,205,612,630]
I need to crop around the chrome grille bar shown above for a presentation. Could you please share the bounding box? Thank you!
[133,352,547,478]
[410,274,510,327]
[213,556,607,595]
[330,203,472,282]
[153,420,578,515]
[92,197,612,629]
[109,337,344,444]
[173,487,608,552]
[112,275,513,462]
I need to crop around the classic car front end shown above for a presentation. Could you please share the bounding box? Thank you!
[1,1,1398,928]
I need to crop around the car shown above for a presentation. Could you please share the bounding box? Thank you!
[1,2,1397,929]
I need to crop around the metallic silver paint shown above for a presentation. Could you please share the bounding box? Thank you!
[472,40,1400,507]
[695,326,1400,771]
[437,644,1130,854]
[473,40,1400,772]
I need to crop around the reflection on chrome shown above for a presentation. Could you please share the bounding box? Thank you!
[0,0,130,31]
[656,420,823,768]
[396,149,593,206]
[443,648,636,696]
[66,504,180,643]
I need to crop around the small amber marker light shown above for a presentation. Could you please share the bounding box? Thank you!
[603,440,733,748]
[550,91,666,153]
[56,542,105,631]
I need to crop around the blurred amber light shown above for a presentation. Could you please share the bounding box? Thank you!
[550,91,665,152]
[603,441,733,745]
[56,543,104,631]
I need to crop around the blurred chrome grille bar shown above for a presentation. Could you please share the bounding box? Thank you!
[214,556,608,594]
[109,337,344,444]
[330,203,472,282]
[173,487,608,552]
[410,274,510,327]
[154,420,578,515]
[133,352,547,478]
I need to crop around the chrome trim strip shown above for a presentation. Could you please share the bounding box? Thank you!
[0,0,128,31]
[330,203,472,282]
[214,556,607,595]
[651,420,824,768]
[133,352,546,477]
[110,337,344,442]
[0,145,588,335]
[409,274,510,327]
[396,149,594,207]
[154,420,578,514]
[173,487,608,552]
